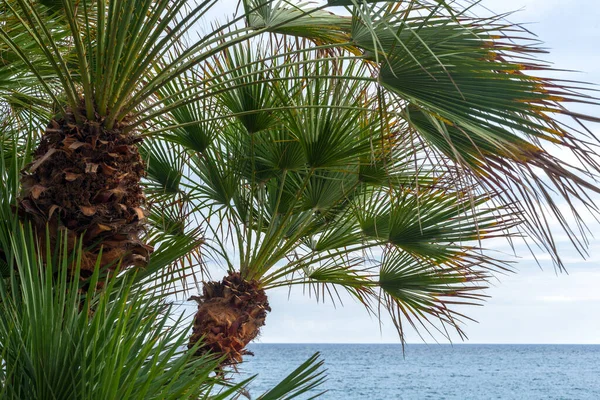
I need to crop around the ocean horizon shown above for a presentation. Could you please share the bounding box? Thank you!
[247,342,600,346]
[236,343,600,399]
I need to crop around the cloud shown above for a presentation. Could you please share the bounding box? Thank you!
[538,295,600,303]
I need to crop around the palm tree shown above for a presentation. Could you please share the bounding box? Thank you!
[164,2,600,364]
[1,0,599,372]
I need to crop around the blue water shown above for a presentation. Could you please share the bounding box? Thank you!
[236,344,600,399]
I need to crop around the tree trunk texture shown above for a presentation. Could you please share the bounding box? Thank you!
[189,272,271,365]
[18,109,152,277]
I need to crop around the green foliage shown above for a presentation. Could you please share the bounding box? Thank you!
[0,222,327,399]
[0,226,224,399]
[246,0,353,46]
[0,0,599,379]
[169,42,520,338]
[378,249,488,340]
[355,190,505,263]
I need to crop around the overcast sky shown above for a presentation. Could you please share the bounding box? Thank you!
[198,0,600,345]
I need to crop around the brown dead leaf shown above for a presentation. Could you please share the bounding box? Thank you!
[133,207,145,220]
[64,172,81,181]
[62,136,77,149]
[97,224,112,232]
[69,141,88,150]
[132,242,154,257]
[129,255,148,267]
[79,205,97,216]
[85,163,99,173]
[30,185,46,199]
[100,163,117,176]
[110,187,126,201]
[48,205,60,219]
[29,148,57,172]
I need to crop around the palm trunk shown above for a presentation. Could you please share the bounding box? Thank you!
[18,108,152,276]
[188,272,271,365]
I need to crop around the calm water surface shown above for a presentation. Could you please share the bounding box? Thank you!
[236,344,600,399]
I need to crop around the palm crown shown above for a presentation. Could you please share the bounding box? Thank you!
[1,0,599,372]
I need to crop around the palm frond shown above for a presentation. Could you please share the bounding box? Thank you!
[0,224,227,399]
[378,248,489,343]
[257,352,327,400]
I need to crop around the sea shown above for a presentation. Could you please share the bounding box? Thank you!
[235,344,600,399]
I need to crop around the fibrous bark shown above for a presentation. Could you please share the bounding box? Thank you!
[188,272,271,365]
[18,109,152,277]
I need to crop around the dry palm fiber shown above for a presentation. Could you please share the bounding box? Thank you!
[188,272,271,365]
[18,107,152,277]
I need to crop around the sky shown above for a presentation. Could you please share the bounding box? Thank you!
[196,0,600,345]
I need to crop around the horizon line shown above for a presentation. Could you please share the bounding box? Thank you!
[249,342,600,345]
